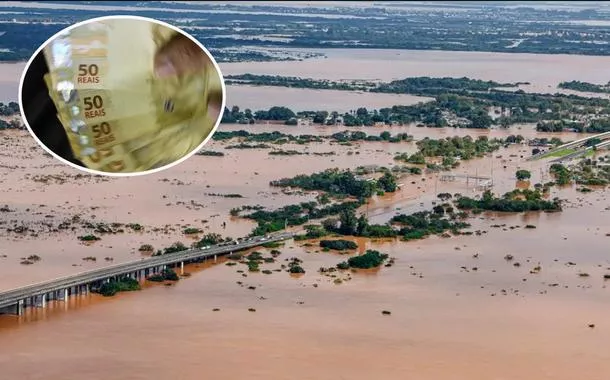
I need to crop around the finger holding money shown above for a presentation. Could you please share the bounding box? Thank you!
[36,17,224,174]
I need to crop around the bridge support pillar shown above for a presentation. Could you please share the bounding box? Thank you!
[35,294,46,308]
[0,300,24,316]
[58,288,68,301]
[180,261,184,275]
[214,255,217,263]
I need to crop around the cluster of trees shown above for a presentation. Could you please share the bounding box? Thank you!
[225,74,371,91]
[212,129,412,145]
[330,130,413,143]
[394,136,507,170]
[153,242,188,256]
[515,169,532,181]
[550,163,572,185]
[244,251,265,272]
[536,119,584,132]
[96,278,140,297]
[390,210,470,240]
[558,80,610,94]
[221,106,296,124]
[321,207,469,241]
[147,269,180,282]
[197,150,225,157]
[0,102,19,116]
[455,190,562,212]
[320,239,358,250]
[537,118,610,133]
[416,136,504,160]
[588,119,610,133]
[288,258,306,274]
[194,233,226,248]
[225,75,517,97]
[213,130,319,143]
[338,250,389,270]
[372,76,516,96]
[294,225,329,241]
[222,75,610,129]
[244,200,363,236]
[566,159,610,186]
[270,168,398,198]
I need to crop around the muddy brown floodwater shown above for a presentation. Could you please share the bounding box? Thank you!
[0,51,610,380]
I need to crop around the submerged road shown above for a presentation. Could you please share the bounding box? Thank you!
[0,232,295,314]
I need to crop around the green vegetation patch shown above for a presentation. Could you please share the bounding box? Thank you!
[319,239,358,251]
[338,250,389,270]
[97,278,141,297]
[455,190,562,212]
[147,269,180,282]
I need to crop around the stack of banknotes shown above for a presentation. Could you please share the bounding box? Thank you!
[42,19,222,173]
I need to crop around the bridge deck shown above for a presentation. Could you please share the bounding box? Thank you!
[0,233,294,310]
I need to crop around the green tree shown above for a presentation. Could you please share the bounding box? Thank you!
[356,107,369,117]
[377,172,397,192]
[313,111,329,123]
[515,169,532,181]
[339,209,358,235]
[356,214,369,236]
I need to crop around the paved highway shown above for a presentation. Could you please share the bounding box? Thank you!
[550,139,610,163]
[529,131,610,161]
[0,232,295,310]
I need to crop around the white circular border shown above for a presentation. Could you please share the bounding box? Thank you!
[18,14,227,178]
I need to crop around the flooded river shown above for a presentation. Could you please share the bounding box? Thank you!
[222,48,610,95]
[0,50,609,380]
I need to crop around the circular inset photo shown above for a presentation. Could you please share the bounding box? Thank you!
[19,15,225,176]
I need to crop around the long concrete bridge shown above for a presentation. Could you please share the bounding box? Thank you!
[529,131,610,161]
[0,232,295,316]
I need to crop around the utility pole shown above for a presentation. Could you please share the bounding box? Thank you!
[491,156,494,186]
[475,168,479,191]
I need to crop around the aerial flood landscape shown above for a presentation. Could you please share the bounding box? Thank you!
[0,1,609,379]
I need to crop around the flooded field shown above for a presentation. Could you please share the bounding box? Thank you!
[225,85,431,112]
[0,49,610,380]
[4,47,610,105]
[222,49,610,94]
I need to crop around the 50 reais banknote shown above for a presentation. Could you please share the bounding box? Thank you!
[42,18,222,173]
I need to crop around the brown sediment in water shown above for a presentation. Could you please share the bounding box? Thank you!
[0,51,609,378]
